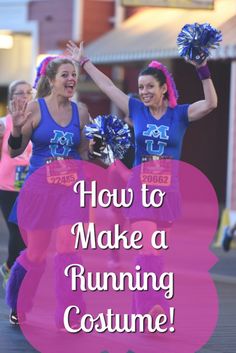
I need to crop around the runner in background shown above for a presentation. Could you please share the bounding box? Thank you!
[222,223,236,252]
[0,80,33,289]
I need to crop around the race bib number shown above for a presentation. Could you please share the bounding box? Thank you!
[15,166,29,190]
[46,158,78,187]
[141,155,172,186]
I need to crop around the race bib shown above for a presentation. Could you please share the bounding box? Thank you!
[15,166,29,190]
[46,157,78,187]
[141,155,172,186]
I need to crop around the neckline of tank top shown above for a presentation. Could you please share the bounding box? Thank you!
[42,98,75,128]
[148,106,170,122]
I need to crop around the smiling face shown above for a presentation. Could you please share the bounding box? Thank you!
[138,75,167,108]
[12,83,33,102]
[51,63,78,98]
[8,80,33,113]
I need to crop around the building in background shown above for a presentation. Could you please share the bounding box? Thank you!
[0,0,236,215]
[0,0,117,115]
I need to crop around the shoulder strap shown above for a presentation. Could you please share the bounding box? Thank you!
[71,101,80,127]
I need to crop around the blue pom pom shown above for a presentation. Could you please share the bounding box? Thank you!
[177,23,222,64]
[84,115,132,160]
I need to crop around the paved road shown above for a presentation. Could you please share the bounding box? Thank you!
[0,211,236,353]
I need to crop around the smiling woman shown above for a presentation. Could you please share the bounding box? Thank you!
[34,57,78,101]
[66,41,218,167]
[5,56,97,326]
[65,40,218,320]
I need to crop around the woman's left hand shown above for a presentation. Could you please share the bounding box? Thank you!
[66,40,84,63]
[185,53,207,68]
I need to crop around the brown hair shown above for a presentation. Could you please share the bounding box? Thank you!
[8,80,31,103]
[36,57,76,98]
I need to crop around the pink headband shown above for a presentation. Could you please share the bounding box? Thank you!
[39,56,56,76]
[33,55,65,89]
[148,60,178,108]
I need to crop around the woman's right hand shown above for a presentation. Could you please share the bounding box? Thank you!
[9,97,31,135]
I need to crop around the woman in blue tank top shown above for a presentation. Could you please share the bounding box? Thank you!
[6,57,93,326]
[66,41,218,322]
[67,41,217,166]
[8,57,90,170]
[66,41,218,222]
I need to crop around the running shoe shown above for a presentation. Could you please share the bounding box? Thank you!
[9,311,26,326]
[222,226,233,252]
[9,310,19,325]
[0,262,10,289]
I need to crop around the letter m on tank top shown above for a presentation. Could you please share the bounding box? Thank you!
[143,124,169,155]
[50,130,74,157]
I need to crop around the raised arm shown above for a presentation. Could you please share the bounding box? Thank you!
[67,41,130,117]
[188,60,218,122]
[8,98,35,157]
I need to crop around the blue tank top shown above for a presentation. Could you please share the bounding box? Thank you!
[129,97,190,165]
[29,98,81,174]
